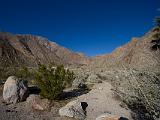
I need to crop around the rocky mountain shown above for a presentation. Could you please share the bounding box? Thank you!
[0,28,160,120]
[91,28,160,72]
[0,27,159,71]
[0,32,89,67]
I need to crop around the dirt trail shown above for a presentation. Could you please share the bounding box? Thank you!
[77,82,133,120]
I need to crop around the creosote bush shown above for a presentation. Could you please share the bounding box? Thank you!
[34,64,75,100]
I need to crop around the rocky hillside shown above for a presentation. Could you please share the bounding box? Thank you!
[91,28,160,72]
[0,32,89,67]
[1,28,159,70]
[80,28,160,120]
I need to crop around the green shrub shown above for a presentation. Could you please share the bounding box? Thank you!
[16,66,29,78]
[14,66,35,83]
[0,66,19,81]
[34,64,75,99]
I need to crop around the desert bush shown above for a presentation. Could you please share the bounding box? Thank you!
[34,64,75,99]
[0,66,19,81]
[113,67,160,120]
[0,65,34,82]
[15,66,34,80]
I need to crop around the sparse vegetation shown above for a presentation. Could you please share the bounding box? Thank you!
[16,66,33,80]
[0,66,18,81]
[151,17,160,50]
[34,64,75,100]
[110,66,160,120]
[0,66,35,83]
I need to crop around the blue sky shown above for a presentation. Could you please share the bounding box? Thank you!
[0,0,159,56]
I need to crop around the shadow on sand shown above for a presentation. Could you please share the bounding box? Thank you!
[62,88,90,100]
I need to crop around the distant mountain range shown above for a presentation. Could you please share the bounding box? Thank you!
[0,28,159,71]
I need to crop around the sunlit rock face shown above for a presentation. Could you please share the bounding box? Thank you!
[0,32,89,67]
[91,29,160,72]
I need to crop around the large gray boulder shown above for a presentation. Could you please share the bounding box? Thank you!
[59,100,88,120]
[3,76,28,104]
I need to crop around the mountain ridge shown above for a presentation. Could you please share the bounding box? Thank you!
[0,32,89,67]
[0,28,159,72]
[89,28,160,72]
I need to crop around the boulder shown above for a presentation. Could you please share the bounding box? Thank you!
[87,74,102,84]
[72,78,86,89]
[59,100,88,120]
[72,78,84,88]
[3,76,28,104]
[26,94,50,111]
[72,73,89,89]
[96,113,129,120]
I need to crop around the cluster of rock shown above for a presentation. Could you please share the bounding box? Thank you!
[2,75,131,120]
[2,76,50,111]
[59,101,129,120]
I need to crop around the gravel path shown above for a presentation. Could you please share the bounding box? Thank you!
[77,82,133,120]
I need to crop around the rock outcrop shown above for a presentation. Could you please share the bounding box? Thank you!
[3,76,28,104]
[59,100,88,120]
[26,94,50,111]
